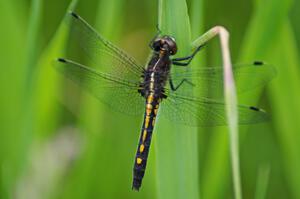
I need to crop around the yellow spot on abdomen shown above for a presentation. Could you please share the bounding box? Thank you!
[142,130,147,141]
[154,108,158,115]
[146,108,151,116]
[139,144,145,153]
[146,103,153,109]
[147,95,154,103]
[145,116,150,128]
[137,157,142,164]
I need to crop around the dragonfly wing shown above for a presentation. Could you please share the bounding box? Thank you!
[54,58,145,116]
[169,62,276,99]
[159,92,268,126]
[67,12,144,80]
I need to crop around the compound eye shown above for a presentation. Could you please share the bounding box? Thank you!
[169,44,177,55]
[170,48,176,55]
[152,40,161,51]
[163,36,177,55]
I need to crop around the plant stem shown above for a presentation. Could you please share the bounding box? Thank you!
[193,26,242,199]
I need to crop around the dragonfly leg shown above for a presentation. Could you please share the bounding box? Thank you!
[169,78,195,91]
[149,25,162,49]
[172,61,189,66]
[172,44,205,66]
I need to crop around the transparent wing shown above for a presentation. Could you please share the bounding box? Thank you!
[159,92,268,126]
[67,12,144,80]
[169,62,276,99]
[161,62,273,126]
[54,58,145,116]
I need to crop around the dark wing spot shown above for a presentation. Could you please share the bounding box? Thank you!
[249,106,260,111]
[70,11,79,19]
[253,61,264,65]
[57,58,67,63]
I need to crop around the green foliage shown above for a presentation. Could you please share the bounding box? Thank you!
[0,0,299,198]
[155,1,199,199]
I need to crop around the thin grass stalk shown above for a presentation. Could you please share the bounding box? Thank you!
[192,26,241,199]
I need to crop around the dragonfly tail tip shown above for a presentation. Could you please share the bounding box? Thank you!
[132,185,140,191]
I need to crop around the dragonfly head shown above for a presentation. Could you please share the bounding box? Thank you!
[152,35,177,55]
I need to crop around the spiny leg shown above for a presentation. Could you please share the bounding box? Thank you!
[172,44,206,66]
[169,78,194,91]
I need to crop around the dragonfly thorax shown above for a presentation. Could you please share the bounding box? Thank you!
[139,53,171,99]
[139,70,168,99]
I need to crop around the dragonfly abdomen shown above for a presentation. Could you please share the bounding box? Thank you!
[132,93,160,191]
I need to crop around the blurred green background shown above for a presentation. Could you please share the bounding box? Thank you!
[1,0,300,198]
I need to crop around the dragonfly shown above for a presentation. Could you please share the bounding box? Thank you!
[55,12,275,191]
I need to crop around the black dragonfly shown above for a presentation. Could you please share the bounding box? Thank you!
[55,12,275,191]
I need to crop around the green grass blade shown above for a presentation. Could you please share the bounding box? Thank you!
[158,0,191,53]
[254,164,270,199]
[200,131,229,199]
[239,0,300,197]
[79,1,128,197]
[14,1,79,197]
[15,0,43,197]
[266,21,300,199]
[32,0,78,136]
[0,1,27,198]
[156,1,199,199]
[189,0,206,196]
[24,0,43,88]
[18,0,43,175]
[200,0,295,198]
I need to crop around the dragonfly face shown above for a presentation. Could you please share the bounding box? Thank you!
[55,12,275,192]
[152,36,177,55]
